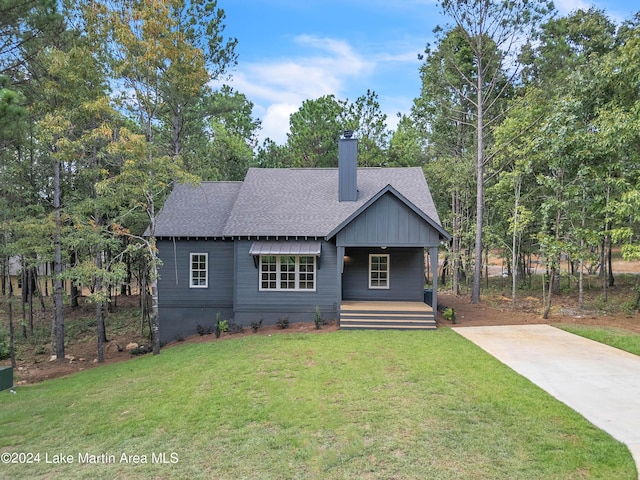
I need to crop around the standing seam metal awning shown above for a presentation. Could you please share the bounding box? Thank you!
[249,240,322,256]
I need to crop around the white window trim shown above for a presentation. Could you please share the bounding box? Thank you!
[259,255,317,292]
[189,253,208,289]
[369,254,390,289]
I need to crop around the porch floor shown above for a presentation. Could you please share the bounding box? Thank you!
[339,301,436,330]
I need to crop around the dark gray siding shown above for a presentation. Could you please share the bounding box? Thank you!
[342,247,424,301]
[157,239,234,343]
[336,192,440,247]
[338,138,357,201]
[233,239,338,325]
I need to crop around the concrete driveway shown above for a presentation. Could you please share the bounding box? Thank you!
[453,324,640,478]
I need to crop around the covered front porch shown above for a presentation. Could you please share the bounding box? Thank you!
[330,185,449,331]
[339,300,436,330]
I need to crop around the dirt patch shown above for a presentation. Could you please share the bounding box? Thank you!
[438,292,640,333]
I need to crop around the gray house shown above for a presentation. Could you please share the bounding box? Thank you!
[153,136,450,344]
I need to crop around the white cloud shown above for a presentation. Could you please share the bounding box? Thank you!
[216,35,377,145]
[260,103,299,145]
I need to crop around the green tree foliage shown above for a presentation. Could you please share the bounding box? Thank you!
[287,94,346,167]
[490,8,639,314]
[283,91,390,168]
[343,90,389,166]
[437,0,554,303]
[185,85,261,180]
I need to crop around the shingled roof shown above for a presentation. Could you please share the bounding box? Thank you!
[153,167,447,239]
[153,182,241,237]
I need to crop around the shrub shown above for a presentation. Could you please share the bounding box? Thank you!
[443,307,456,324]
[251,319,263,333]
[314,306,322,330]
[0,327,10,360]
[227,321,244,334]
[130,345,151,356]
[196,324,212,336]
[276,316,289,329]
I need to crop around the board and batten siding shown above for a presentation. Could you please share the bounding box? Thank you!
[342,247,424,302]
[233,239,338,324]
[157,239,234,343]
[336,192,440,247]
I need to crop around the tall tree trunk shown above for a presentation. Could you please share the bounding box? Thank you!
[1,257,5,296]
[147,188,161,355]
[543,266,554,319]
[452,190,460,296]
[440,254,448,285]
[512,176,520,309]
[578,194,585,310]
[601,236,608,303]
[7,264,16,368]
[21,266,26,339]
[70,250,80,308]
[552,199,562,296]
[28,267,34,336]
[53,156,65,360]
[472,58,484,304]
[607,239,614,287]
[149,242,160,355]
[96,251,105,363]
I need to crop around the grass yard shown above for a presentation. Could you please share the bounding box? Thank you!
[0,329,635,479]
[557,324,640,356]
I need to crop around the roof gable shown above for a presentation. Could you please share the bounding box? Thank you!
[330,185,451,246]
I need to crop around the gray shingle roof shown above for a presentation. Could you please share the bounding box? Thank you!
[153,182,241,237]
[154,167,446,239]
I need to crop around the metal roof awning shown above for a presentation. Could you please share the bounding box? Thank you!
[249,240,322,256]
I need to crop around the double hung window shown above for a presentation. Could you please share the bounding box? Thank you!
[190,253,208,288]
[369,254,389,289]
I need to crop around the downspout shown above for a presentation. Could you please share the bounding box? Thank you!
[173,237,178,285]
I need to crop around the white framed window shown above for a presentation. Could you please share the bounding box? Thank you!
[260,255,316,291]
[190,253,208,288]
[369,254,389,289]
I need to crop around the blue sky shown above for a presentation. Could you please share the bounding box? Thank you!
[217,0,638,145]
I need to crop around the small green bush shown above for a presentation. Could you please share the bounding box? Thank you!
[0,326,10,360]
[443,307,456,324]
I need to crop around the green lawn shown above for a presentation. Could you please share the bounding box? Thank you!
[0,329,635,479]
[557,324,640,356]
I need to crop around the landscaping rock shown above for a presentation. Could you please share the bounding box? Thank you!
[125,342,139,351]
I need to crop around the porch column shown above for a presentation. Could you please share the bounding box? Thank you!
[430,246,438,317]
[337,246,345,327]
